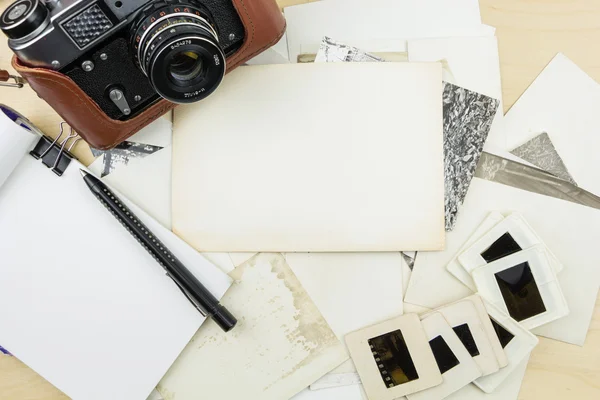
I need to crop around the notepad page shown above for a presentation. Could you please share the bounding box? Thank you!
[0,151,232,400]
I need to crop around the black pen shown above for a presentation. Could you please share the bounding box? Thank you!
[80,170,237,332]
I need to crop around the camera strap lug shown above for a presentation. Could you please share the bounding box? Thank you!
[0,69,25,88]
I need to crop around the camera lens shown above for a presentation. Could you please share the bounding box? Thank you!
[169,50,204,83]
[131,3,226,104]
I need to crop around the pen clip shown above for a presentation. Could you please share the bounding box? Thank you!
[165,272,207,317]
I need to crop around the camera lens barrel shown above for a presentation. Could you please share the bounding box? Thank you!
[131,3,226,104]
[0,0,49,40]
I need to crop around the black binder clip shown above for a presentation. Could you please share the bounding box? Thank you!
[30,122,80,176]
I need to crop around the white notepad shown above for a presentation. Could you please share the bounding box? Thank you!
[172,62,445,252]
[0,108,232,400]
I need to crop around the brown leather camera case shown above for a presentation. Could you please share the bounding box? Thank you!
[12,0,285,150]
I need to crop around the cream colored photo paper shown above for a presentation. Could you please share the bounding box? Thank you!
[172,63,444,252]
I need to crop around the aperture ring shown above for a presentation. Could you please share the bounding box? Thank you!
[129,2,226,104]
[133,7,217,65]
[140,20,215,76]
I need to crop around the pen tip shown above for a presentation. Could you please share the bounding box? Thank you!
[79,169,88,178]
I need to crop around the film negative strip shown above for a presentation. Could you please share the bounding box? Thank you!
[346,314,442,400]
[368,329,419,387]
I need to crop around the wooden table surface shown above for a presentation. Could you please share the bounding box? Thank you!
[1,0,600,399]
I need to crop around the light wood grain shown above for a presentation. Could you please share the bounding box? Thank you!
[1,0,600,399]
[0,356,68,400]
[480,0,600,112]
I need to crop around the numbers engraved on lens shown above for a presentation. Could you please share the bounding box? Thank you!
[185,88,206,98]
[214,54,220,65]
[171,39,192,50]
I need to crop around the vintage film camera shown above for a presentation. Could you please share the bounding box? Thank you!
[0,0,284,147]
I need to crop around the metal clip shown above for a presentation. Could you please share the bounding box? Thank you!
[165,272,208,317]
[45,127,79,176]
[30,122,66,160]
[29,122,79,176]
[0,74,25,88]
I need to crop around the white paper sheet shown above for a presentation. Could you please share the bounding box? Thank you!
[172,63,445,252]
[284,0,494,63]
[404,178,600,345]
[503,53,600,196]
[0,153,231,400]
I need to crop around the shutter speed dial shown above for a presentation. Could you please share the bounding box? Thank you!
[0,0,49,40]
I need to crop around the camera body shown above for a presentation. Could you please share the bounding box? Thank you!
[1,0,284,149]
[1,0,246,119]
